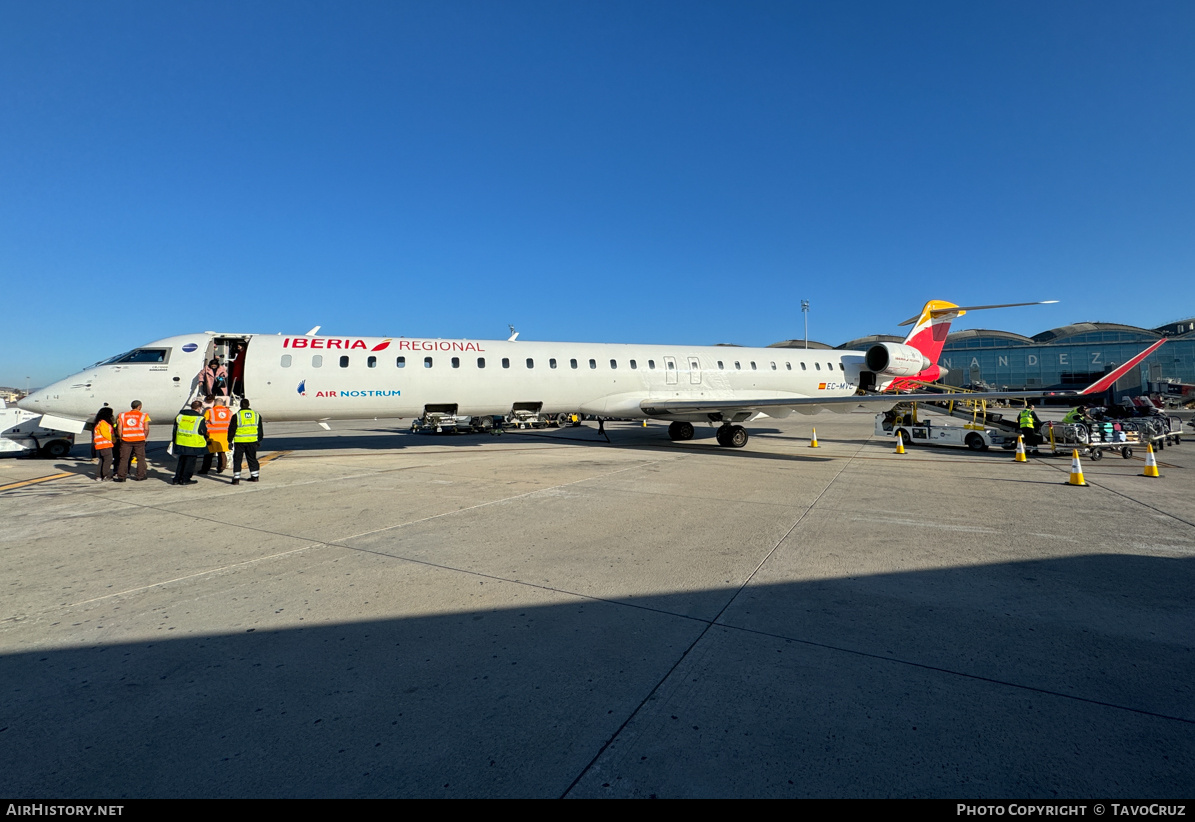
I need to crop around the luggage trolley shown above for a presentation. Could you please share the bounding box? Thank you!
[1045,421,1135,461]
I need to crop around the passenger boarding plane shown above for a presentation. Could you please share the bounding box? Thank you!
[21,300,1164,449]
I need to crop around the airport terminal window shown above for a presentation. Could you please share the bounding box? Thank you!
[526,358,534,369]
[424,357,433,368]
[589,359,597,369]
[280,355,292,368]
[478,358,486,368]
[397,356,406,368]
[367,356,376,368]
[610,359,618,369]
[312,355,323,368]
[570,359,578,369]
[630,360,637,369]
[502,358,510,368]
[339,356,349,368]
[550,358,557,369]
[452,357,460,368]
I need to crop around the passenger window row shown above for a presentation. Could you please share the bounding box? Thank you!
[279,355,846,372]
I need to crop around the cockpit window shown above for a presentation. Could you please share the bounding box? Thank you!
[99,348,170,365]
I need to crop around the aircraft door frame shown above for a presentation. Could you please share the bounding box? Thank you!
[664,356,678,386]
[688,356,701,385]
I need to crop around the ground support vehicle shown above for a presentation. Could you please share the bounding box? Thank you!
[411,412,482,434]
[0,401,75,458]
[875,411,1007,451]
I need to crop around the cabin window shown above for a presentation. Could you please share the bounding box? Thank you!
[734,362,741,370]
[786,362,792,371]
[815,363,821,371]
[280,355,292,368]
[839,363,845,371]
[826,362,833,371]
[800,362,806,371]
[397,356,406,368]
[648,360,656,369]
[750,362,757,370]
[339,356,349,368]
[526,358,535,369]
[477,357,486,368]
[717,361,724,370]
[367,356,377,368]
[550,358,557,369]
[502,358,510,369]
[424,357,433,368]
[770,362,777,370]
[589,359,597,369]
[610,359,618,369]
[312,355,323,368]
[668,361,676,370]
[452,357,460,368]
[570,359,578,369]
[630,360,637,370]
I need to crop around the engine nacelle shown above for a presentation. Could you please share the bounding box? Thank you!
[865,343,932,378]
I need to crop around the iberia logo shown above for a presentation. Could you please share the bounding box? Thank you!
[371,338,392,351]
[297,380,306,396]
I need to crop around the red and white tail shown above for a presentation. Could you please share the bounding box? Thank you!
[878,299,1057,390]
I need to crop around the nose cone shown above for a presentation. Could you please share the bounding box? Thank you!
[17,389,45,412]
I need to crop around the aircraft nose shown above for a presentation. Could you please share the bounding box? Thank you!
[17,390,44,411]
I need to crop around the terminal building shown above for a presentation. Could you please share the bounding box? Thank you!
[774,319,1195,400]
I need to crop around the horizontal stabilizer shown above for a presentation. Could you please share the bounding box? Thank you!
[897,300,1057,327]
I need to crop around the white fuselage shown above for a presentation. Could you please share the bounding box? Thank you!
[22,332,871,426]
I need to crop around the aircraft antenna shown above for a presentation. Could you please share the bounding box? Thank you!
[508,325,519,342]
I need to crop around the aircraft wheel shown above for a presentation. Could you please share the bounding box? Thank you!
[715,425,731,446]
[965,433,986,451]
[668,421,695,441]
[40,440,71,459]
[727,425,748,448]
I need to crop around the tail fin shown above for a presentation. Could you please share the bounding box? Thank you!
[898,300,962,364]
[897,299,1060,362]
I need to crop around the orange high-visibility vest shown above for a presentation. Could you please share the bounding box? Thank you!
[93,420,114,449]
[119,410,148,442]
[205,406,232,436]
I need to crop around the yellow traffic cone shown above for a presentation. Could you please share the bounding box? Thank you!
[895,431,906,454]
[1066,449,1087,486]
[1014,435,1028,463]
[809,428,820,448]
[1142,442,1161,478]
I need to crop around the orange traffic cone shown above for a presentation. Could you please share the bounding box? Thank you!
[1066,449,1087,486]
[809,428,820,448]
[895,431,906,454]
[1142,442,1161,478]
[1014,435,1028,463]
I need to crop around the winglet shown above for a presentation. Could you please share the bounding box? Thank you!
[1078,339,1166,395]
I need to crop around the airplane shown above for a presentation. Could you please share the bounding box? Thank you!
[19,299,1165,449]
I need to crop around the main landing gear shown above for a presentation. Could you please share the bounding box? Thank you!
[669,421,747,447]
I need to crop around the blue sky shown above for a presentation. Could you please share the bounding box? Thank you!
[2,1,1193,386]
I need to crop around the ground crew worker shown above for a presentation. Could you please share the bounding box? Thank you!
[1018,404,1042,455]
[227,398,263,485]
[171,401,209,485]
[92,407,116,481]
[115,400,150,482]
[199,396,232,474]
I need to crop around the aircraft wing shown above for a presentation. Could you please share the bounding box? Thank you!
[641,339,1166,418]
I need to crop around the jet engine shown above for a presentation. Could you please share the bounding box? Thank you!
[865,343,932,377]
